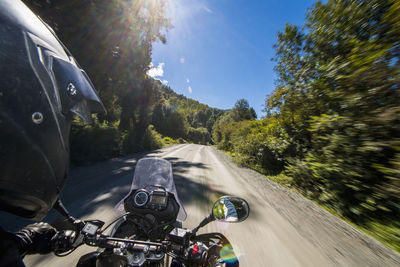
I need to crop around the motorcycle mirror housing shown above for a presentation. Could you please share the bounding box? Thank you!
[191,196,250,235]
[212,196,249,223]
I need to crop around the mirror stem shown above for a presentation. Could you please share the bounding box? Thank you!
[53,198,76,225]
[192,214,214,235]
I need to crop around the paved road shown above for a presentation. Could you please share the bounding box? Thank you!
[2,144,400,266]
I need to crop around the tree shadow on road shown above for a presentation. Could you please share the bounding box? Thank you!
[0,147,229,231]
[164,157,230,208]
[0,150,163,231]
[164,157,209,172]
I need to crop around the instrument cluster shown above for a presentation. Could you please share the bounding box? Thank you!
[124,186,179,225]
[132,188,168,210]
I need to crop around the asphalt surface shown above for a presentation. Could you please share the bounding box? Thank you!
[1,144,400,266]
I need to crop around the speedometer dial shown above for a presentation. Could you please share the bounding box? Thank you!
[133,190,149,207]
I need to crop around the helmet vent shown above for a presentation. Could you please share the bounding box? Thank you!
[67,82,77,96]
[32,112,44,124]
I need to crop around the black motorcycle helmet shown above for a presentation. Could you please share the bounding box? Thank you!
[0,0,105,220]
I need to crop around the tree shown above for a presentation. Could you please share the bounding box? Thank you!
[233,99,257,120]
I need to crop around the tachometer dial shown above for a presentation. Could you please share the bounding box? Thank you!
[133,190,149,207]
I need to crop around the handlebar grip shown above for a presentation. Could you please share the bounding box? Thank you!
[51,230,77,254]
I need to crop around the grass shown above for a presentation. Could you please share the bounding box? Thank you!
[315,203,400,253]
[359,220,400,253]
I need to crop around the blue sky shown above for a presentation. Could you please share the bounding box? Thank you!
[148,0,317,118]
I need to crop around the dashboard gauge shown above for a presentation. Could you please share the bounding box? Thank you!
[133,190,149,207]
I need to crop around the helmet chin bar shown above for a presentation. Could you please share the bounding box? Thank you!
[0,189,45,220]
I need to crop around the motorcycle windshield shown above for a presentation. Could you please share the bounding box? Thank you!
[114,157,187,221]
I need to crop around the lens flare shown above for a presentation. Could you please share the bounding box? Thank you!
[217,243,240,265]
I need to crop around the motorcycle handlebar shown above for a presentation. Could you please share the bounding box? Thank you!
[84,234,168,253]
[52,229,169,255]
[53,229,219,266]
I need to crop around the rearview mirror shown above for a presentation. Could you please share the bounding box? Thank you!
[212,196,249,223]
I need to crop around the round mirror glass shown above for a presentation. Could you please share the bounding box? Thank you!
[212,196,249,223]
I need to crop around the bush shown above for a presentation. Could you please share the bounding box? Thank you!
[121,129,144,154]
[212,122,237,150]
[233,119,289,174]
[141,125,164,151]
[187,127,210,144]
[162,136,179,146]
[213,117,290,174]
[70,119,121,165]
[286,114,400,222]
[177,137,187,144]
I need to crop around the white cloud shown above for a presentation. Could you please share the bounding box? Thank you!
[153,78,168,85]
[202,5,213,14]
[147,62,165,78]
[180,57,185,64]
[188,86,192,94]
[186,78,190,83]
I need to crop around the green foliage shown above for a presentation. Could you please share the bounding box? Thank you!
[213,117,290,174]
[152,85,225,144]
[187,127,210,145]
[121,129,144,155]
[211,0,400,250]
[286,114,400,221]
[152,102,189,139]
[361,220,400,253]
[233,99,257,120]
[261,0,400,219]
[70,119,121,165]
[212,98,257,148]
[266,173,293,187]
[263,0,400,250]
[141,125,164,151]
[177,137,187,144]
[121,124,164,154]
[165,109,189,139]
[212,122,237,151]
[69,80,222,165]
[213,99,288,174]
[162,137,179,146]
[232,118,290,174]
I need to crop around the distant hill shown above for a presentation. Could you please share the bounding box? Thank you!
[151,81,226,144]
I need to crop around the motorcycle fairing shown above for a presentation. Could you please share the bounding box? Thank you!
[114,157,187,221]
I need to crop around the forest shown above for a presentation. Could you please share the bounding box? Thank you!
[24,0,399,251]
